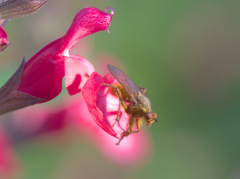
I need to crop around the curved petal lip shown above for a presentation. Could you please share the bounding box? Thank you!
[65,55,95,96]
[82,72,130,139]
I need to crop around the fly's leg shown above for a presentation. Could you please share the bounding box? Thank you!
[138,87,147,95]
[116,116,142,145]
[115,131,130,145]
[116,115,135,145]
[102,83,128,129]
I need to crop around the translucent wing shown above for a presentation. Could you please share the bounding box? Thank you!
[107,64,140,104]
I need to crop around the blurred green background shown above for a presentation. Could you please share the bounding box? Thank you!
[1,0,240,178]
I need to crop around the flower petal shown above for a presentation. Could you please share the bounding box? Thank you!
[17,42,65,102]
[58,7,113,54]
[82,72,129,139]
[64,55,95,96]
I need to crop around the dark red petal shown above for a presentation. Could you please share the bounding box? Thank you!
[17,40,65,102]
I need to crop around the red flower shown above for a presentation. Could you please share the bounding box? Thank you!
[17,7,114,102]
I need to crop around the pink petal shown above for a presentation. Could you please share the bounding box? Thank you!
[82,72,129,139]
[65,55,95,96]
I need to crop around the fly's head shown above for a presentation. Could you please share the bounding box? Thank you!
[144,112,158,127]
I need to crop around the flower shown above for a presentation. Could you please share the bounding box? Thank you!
[0,24,10,53]
[16,7,114,102]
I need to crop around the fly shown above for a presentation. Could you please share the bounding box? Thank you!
[103,64,158,145]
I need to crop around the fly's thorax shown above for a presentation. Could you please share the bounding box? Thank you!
[126,103,145,116]
[109,84,132,102]
[136,93,152,112]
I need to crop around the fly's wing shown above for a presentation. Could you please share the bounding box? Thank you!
[107,64,140,104]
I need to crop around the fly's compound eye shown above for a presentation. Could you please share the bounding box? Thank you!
[145,112,152,119]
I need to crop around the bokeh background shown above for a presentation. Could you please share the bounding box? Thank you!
[1,0,240,178]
